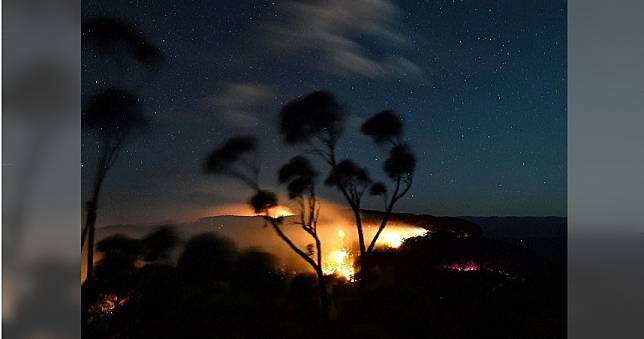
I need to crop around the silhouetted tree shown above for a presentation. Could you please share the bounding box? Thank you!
[81,17,162,286]
[140,225,180,262]
[204,137,331,329]
[279,92,372,260]
[278,156,330,325]
[278,93,416,277]
[82,88,149,285]
[361,111,416,255]
[94,234,142,297]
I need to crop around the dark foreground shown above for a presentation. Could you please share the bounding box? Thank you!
[82,228,565,339]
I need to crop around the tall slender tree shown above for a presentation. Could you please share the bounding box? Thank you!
[82,88,148,284]
[361,111,416,255]
[81,17,162,284]
[204,137,331,328]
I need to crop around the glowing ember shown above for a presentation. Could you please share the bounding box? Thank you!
[438,260,480,272]
[91,293,128,315]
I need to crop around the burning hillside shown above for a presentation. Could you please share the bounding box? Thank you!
[88,205,480,279]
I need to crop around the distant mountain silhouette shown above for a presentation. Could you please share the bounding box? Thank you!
[98,211,482,242]
[461,216,566,239]
[461,216,567,265]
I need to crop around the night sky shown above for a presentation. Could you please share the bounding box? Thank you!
[82,0,566,226]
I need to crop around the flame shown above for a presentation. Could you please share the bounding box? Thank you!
[264,206,295,218]
[381,232,404,248]
[378,227,428,248]
[337,229,346,238]
[322,229,355,281]
[209,203,294,218]
[319,226,428,281]
[323,248,355,281]
[90,293,128,315]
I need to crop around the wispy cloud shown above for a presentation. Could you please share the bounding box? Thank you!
[264,0,423,79]
[206,83,274,128]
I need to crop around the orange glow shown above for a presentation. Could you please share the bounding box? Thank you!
[264,206,295,218]
[209,203,294,218]
[323,248,355,281]
[439,260,480,271]
[322,229,355,281]
[90,293,128,315]
[378,227,428,248]
[320,225,427,281]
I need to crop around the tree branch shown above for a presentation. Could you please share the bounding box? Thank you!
[266,217,319,271]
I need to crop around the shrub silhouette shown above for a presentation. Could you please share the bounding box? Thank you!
[178,233,238,285]
[140,225,180,262]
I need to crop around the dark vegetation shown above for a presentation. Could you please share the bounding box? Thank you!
[83,224,565,339]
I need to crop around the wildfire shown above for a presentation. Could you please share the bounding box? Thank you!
[438,260,480,272]
[378,227,428,248]
[323,248,355,281]
[90,293,128,315]
[263,206,295,218]
[319,226,428,281]
[322,229,355,281]
[209,203,294,218]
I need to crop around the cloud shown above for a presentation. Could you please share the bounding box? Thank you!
[265,0,422,79]
[206,83,274,128]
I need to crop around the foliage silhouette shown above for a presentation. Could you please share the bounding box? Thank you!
[324,160,372,192]
[249,190,279,214]
[279,91,345,149]
[384,144,416,179]
[82,17,162,65]
[369,182,388,197]
[360,110,402,145]
[178,232,237,285]
[278,155,318,198]
[205,135,259,189]
[140,226,180,262]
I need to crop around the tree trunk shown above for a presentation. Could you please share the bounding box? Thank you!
[84,201,97,283]
[316,268,331,335]
[366,200,396,254]
[82,149,110,283]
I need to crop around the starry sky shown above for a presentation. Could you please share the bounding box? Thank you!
[82,0,566,226]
